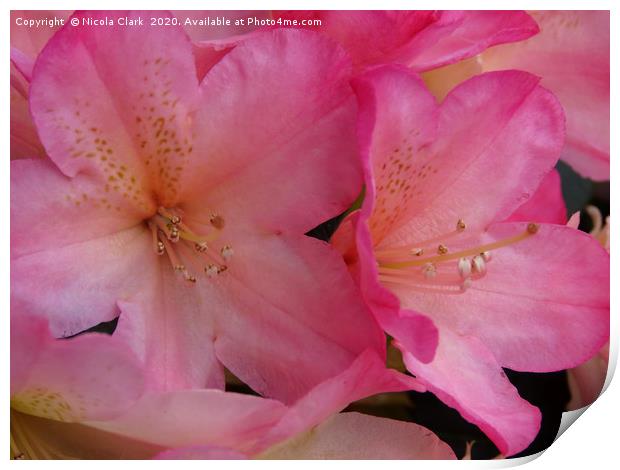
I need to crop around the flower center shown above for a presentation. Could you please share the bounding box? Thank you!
[147,207,233,283]
[375,219,539,294]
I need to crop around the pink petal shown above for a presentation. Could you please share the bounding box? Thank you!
[392,222,610,372]
[11,159,144,259]
[29,11,200,209]
[402,11,538,71]
[400,328,541,456]
[211,233,386,403]
[261,412,456,459]
[11,313,145,422]
[329,67,442,363]
[273,11,437,69]
[10,59,46,160]
[114,271,225,391]
[11,159,160,339]
[273,11,537,72]
[374,69,564,247]
[155,446,247,460]
[183,29,362,234]
[351,65,439,245]
[481,11,610,181]
[89,390,286,453]
[256,349,424,452]
[508,169,567,224]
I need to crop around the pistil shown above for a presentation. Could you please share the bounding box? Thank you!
[377,220,539,294]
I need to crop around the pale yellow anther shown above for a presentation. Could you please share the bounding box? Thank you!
[458,257,471,279]
[205,264,219,277]
[471,255,486,275]
[221,245,234,260]
[422,262,437,279]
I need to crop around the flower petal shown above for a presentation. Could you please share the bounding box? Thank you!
[402,11,538,71]
[260,412,456,459]
[376,69,565,247]
[508,169,567,224]
[392,222,610,372]
[89,390,286,453]
[273,11,437,69]
[481,11,610,181]
[184,29,362,234]
[211,233,386,403]
[155,446,247,460]
[114,268,225,391]
[256,349,424,452]
[11,161,156,337]
[11,314,145,422]
[29,10,201,209]
[273,11,537,72]
[11,158,143,259]
[10,61,46,160]
[400,328,541,456]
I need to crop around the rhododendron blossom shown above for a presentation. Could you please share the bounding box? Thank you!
[11,11,387,401]
[333,66,610,455]
[11,312,449,459]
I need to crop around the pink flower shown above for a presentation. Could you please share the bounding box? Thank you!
[273,11,538,71]
[12,313,447,459]
[333,66,610,455]
[479,11,610,181]
[11,11,386,401]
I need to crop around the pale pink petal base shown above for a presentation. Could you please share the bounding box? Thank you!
[260,412,456,459]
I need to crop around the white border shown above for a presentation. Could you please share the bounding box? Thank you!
[3,0,617,468]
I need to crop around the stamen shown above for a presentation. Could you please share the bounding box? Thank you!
[471,255,486,275]
[205,264,219,277]
[422,262,437,279]
[221,245,234,260]
[147,207,233,283]
[381,224,538,269]
[458,257,471,279]
[148,222,165,255]
[158,206,181,224]
[375,221,539,296]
